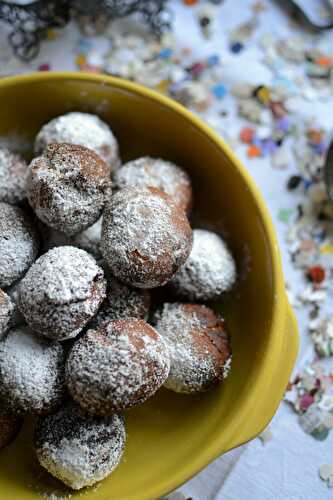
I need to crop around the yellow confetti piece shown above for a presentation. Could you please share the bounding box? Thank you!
[257,86,270,105]
[252,1,267,13]
[75,54,87,68]
[46,28,57,40]
[320,245,333,254]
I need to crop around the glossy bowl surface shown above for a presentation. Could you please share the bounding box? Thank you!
[0,73,298,500]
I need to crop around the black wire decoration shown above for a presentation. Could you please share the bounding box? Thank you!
[0,0,171,62]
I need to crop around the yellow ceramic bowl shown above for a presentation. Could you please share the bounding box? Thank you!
[0,73,298,500]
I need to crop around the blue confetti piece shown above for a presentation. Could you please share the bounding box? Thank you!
[212,84,227,99]
[207,54,220,66]
[276,116,291,132]
[77,38,92,54]
[303,179,313,190]
[313,230,327,243]
[230,41,244,54]
[262,139,278,155]
[158,48,173,59]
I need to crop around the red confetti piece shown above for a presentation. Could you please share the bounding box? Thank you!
[300,393,315,411]
[239,126,255,144]
[308,266,325,284]
[189,62,206,76]
[38,63,50,71]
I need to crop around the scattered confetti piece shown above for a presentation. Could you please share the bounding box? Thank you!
[197,4,216,39]
[307,266,325,284]
[310,317,333,357]
[316,56,332,67]
[76,38,92,54]
[285,363,333,440]
[230,41,244,54]
[75,53,87,68]
[252,1,266,13]
[212,84,227,99]
[207,54,220,66]
[287,175,302,190]
[319,464,333,487]
[254,85,271,105]
[320,245,333,255]
[38,63,50,71]
[239,127,255,144]
[300,393,315,412]
[229,16,258,50]
[278,208,294,223]
[247,144,261,158]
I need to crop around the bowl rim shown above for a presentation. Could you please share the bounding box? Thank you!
[0,72,292,499]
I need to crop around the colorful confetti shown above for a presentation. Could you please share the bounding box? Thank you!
[319,464,333,488]
[278,208,294,223]
[285,363,333,441]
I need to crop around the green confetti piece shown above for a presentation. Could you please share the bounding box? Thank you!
[320,344,331,358]
[311,426,330,441]
[278,208,294,223]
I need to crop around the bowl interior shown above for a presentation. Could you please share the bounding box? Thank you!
[0,75,275,500]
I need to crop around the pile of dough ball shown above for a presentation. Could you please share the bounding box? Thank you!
[0,111,237,490]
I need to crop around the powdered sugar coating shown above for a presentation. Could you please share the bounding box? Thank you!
[153,303,231,393]
[0,147,27,205]
[18,246,106,341]
[114,157,192,213]
[90,278,151,328]
[0,326,65,414]
[34,112,120,170]
[35,405,125,490]
[0,202,39,288]
[66,319,170,415]
[169,229,236,301]
[101,187,193,288]
[0,408,23,449]
[27,143,112,236]
[0,289,14,339]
